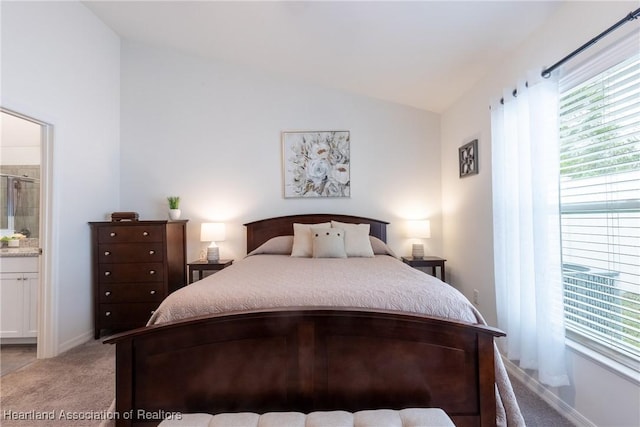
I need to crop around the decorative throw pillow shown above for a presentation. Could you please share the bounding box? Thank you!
[331,221,375,257]
[291,222,331,257]
[311,228,347,258]
[247,236,294,256]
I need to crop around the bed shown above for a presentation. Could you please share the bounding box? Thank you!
[105,214,523,427]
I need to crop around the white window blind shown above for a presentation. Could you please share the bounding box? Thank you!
[558,33,640,368]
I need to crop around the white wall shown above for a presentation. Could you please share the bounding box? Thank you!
[120,41,442,262]
[1,1,120,353]
[0,112,41,165]
[441,1,640,425]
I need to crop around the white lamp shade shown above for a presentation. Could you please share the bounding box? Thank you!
[201,222,226,243]
[408,220,431,239]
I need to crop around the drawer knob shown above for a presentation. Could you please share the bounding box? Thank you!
[150,290,156,295]
[104,271,111,276]
[149,270,156,275]
[143,231,149,236]
[105,311,111,316]
[104,251,111,256]
[110,232,116,237]
[149,250,155,255]
[105,291,111,296]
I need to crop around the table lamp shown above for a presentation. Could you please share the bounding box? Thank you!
[201,222,226,262]
[408,219,431,259]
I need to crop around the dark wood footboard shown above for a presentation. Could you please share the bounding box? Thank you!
[105,308,504,427]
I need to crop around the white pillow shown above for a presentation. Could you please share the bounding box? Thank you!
[369,236,397,257]
[331,221,374,257]
[291,222,331,257]
[311,228,347,258]
[247,236,294,256]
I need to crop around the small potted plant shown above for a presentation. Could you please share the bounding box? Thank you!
[1,233,26,248]
[167,196,181,220]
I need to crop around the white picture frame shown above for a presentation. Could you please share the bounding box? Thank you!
[282,131,350,198]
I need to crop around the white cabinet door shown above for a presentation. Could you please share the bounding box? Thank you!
[0,271,38,338]
[0,273,25,338]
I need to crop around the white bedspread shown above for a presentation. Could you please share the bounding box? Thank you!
[150,255,478,325]
[148,254,524,427]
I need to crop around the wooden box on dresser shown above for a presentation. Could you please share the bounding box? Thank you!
[89,220,188,339]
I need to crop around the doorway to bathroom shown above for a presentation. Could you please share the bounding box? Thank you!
[1,108,53,360]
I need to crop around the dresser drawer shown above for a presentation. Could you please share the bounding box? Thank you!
[98,303,159,328]
[97,243,164,263]
[97,225,164,243]
[98,263,164,283]
[99,283,164,303]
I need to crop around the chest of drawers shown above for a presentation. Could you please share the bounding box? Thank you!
[90,220,187,338]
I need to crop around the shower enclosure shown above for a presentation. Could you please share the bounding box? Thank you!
[0,169,40,238]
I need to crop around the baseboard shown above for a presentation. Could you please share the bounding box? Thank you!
[503,357,596,427]
[57,330,93,355]
[1,337,37,345]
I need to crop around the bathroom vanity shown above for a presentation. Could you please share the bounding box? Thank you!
[0,250,39,343]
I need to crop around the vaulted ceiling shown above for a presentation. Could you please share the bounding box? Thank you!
[84,1,564,112]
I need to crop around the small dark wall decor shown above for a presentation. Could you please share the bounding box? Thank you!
[459,139,478,178]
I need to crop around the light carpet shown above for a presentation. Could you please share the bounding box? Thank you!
[0,339,114,427]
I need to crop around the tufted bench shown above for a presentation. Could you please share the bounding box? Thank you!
[158,408,455,427]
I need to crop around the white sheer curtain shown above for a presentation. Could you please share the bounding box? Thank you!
[491,72,570,387]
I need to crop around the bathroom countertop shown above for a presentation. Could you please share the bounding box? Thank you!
[0,247,41,257]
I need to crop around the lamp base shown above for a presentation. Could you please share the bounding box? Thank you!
[207,246,220,262]
[412,243,425,259]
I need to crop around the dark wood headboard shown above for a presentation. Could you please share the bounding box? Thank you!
[244,214,389,253]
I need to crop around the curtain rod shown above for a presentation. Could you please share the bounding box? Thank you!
[541,7,640,78]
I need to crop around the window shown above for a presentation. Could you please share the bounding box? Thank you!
[558,40,640,369]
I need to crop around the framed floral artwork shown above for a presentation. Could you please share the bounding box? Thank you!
[282,131,350,198]
[459,139,478,178]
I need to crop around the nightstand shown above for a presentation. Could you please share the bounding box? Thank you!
[401,256,447,282]
[187,259,233,283]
